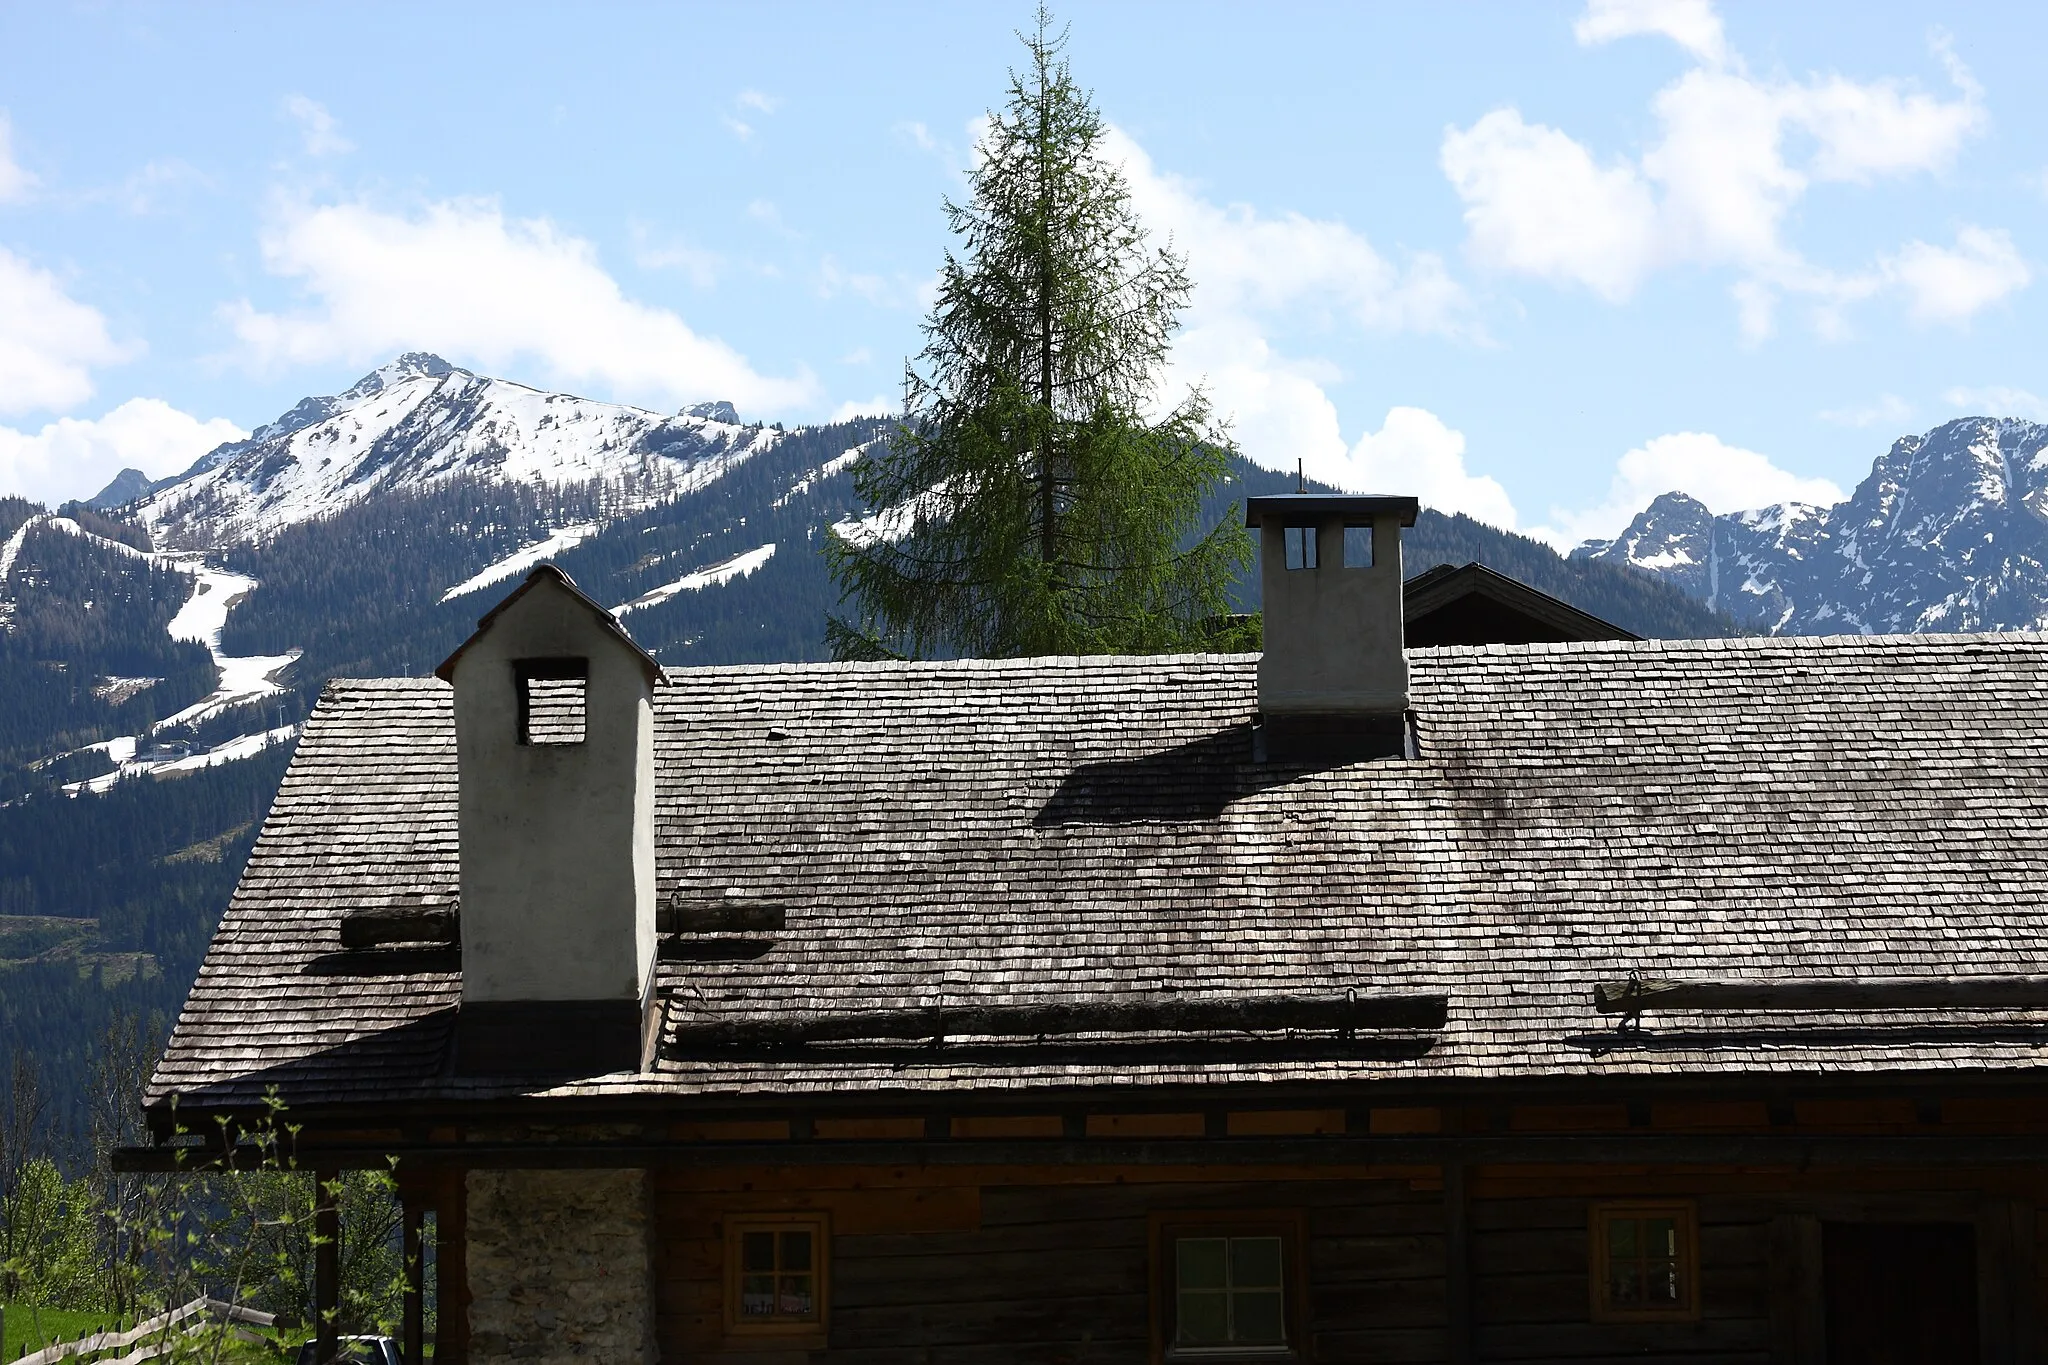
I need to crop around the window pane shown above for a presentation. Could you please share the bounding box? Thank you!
[1649,1259,1680,1303]
[778,1274,814,1317]
[1232,1288,1286,1345]
[1285,525,1317,570]
[1231,1237,1283,1289]
[741,1231,776,1272]
[780,1230,812,1271]
[1178,1289,1229,1345]
[739,1274,777,1317]
[1342,525,1373,568]
[1178,1238,1228,1289]
[1647,1218,1676,1257]
[1609,1218,1638,1258]
[1610,1262,1643,1305]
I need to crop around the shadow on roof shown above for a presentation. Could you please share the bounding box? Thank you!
[303,947,463,976]
[1034,724,1331,827]
[159,1008,459,1109]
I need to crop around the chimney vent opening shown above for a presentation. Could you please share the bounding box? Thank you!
[1342,525,1374,569]
[515,657,589,745]
[1284,526,1318,571]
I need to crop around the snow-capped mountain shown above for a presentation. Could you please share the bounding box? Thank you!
[131,352,781,547]
[1575,417,2048,633]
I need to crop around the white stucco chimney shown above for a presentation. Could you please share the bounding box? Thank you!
[434,565,664,1075]
[1247,493,1420,760]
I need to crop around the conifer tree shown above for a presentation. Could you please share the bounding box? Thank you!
[827,8,1251,659]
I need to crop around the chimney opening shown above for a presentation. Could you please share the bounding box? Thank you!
[1342,524,1374,569]
[1284,525,1318,571]
[515,657,589,745]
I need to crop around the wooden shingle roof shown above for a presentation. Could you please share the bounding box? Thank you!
[150,634,2048,1112]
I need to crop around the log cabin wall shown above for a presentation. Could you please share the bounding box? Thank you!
[650,1163,2046,1365]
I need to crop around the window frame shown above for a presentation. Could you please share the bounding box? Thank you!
[1149,1210,1309,1364]
[513,656,589,747]
[1589,1200,1701,1324]
[722,1211,831,1341]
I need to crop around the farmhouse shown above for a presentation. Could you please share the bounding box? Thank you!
[125,494,2048,1364]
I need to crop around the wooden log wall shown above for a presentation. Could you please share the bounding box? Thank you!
[653,1168,1447,1364]
[649,1163,2044,1364]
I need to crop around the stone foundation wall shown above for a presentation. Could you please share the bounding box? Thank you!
[466,1168,654,1364]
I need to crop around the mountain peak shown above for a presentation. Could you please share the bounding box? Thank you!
[87,467,154,510]
[342,352,465,401]
[685,400,741,425]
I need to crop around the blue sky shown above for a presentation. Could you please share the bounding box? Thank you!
[1,0,2042,547]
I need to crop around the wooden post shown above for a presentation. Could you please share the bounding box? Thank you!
[314,1167,340,1365]
[434,1169,469,1365]
[1445,1159,1474,1364]
[402,1196,425,1365]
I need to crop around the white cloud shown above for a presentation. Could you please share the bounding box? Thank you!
[724,90,783,142]
[1819,393,1913,428]
[1944,385,2048,420]
[109,158,207,216]
[1883,226,2030,324]
[1532,430,1845,548]
[284,95,353,157]
[0,398,244,506]
[746,199,800,239]
[0,247,137,416]
[1332,407,1519,529]
[630,223,720,288]
[219,196,815,413]
[828,394,894,422]
[1446,7,2011,329]
[0,112,38,203]
[1440,109,1659,303]
[1114,130,1470,337]
[1087,131,1512,524]
[1574,0,1726,64]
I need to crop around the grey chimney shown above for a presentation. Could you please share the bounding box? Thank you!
[1246,493,1420,760]
[434,565,665,1075]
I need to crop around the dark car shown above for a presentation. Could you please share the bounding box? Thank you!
[293,1337,402,1365]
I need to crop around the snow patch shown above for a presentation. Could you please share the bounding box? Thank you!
[614,543,776,615]
[66,724,299,795]
[774,439,876,508]
[441,523,600,602]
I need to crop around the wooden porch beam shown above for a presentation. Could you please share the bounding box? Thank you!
[314,1168,339,1365]
[110,1131,2048,1172]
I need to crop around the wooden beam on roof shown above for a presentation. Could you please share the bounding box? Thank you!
[1594,975,2048,1014]
[340,906,459,949]
[665,992,1450,1049]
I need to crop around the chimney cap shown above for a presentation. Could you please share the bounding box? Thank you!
[433,563,666,687]
[1245,494,1420,528]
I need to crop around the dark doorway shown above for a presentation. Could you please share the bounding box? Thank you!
[1824,1221,1978,1364]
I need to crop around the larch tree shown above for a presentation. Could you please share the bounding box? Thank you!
[826,8,1251,660]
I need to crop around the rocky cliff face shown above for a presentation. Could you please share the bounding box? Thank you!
[1574,418,2048,634]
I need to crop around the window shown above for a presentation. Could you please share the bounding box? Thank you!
[1342,524,1373,569]
[724,1214,828,1337]
[514,658,587,745]
[1152,1213,1303,1361]
[1283,525,1317,571]
[1590,1201,1699,1322]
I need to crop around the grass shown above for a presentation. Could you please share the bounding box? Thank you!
[0,1303,123,1361]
